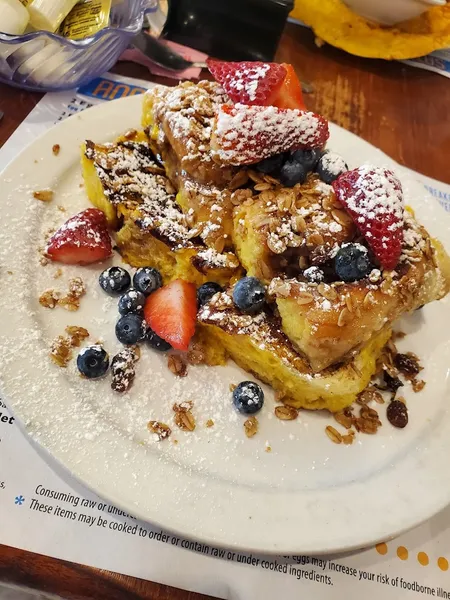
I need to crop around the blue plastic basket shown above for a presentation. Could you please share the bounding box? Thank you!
[0,0,153,91]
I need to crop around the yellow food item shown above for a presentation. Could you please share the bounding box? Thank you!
[81,132,241,287]
[290,0,450,60]
[198,291,391,412]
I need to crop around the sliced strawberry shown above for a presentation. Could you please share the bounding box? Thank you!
[270,64,306,110]
[46,208,112,265]
[144,279,197,352]
[332,166,404,270]
[212,104,329,166]
[206,59,286,106]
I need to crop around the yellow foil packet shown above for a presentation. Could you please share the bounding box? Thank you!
[59,0,111,40]
[290,0,450,60]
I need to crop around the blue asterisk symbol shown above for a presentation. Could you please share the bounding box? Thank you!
[14,495,25,506]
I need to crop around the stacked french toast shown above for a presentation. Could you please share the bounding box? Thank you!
[81,60,450,413]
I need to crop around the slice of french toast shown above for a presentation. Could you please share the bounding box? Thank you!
[143,82,248,251]
[81,132,241,286]
[198,290,391,412]
[268,213,450,371]
[233,172,355,283]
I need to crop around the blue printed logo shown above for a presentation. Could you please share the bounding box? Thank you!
[78,77,148,101]
[424,184,450,212]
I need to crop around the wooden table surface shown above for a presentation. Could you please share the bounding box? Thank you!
[0,22,449,600]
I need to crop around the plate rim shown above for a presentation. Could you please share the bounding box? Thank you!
[1,94,450,554]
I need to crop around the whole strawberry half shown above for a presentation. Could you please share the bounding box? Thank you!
[332,166,404,270]
[206,59,287,106]
[144,279,197,352]
[46,208,112,265]
[212,104,329,166]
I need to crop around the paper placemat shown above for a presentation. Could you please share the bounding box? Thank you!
[1,73,450,600]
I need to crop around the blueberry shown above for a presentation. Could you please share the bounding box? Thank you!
[315,152,348,184]
[233,381,264,414]
[197,282,222,307]
[77,345,109,379]
[118,289,146,315]
[255,153,284,175]
[133,267,162,296]
[146,327,172,352]
[280,160,307,188]
[334,244,373,282]
[232,277,266,314]
[115,314,146,345]
[291,148,321,172]
[99,266,131,296]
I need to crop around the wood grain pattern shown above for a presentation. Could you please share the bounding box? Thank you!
[0,21,449,600]
[0,544,214,600]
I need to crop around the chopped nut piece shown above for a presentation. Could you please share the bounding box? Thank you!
[52,144,60,156]
[53,268,63,279]
[412,379,426,393]
[326,426,342,444]
[39,289,60,308]
[357,387,384,405]
[229,383,237,392]
[167,354,188,377]
[244,416,258,438]
[174,410,196,432]
[148,421,171,441]
[274,405,298,420]
[206,419,214,428]
[187,345,205,365]
[342,431,355,445]
[65,326,89,347]
[173,400,194,413]
[50,336,72,368]
[33,189,54,202]
[334,410,353,429]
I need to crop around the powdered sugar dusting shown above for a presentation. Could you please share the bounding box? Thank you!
[213,104,329,165]
[338,165,404,231]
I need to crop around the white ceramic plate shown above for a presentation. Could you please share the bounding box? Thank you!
[1,95,449,555]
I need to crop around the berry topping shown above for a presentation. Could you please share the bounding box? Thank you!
[133,267,162,296]
[115,314,146,345]
[232,277,266,314]
[255,153,284,175]
[46,208,112,265]
[118,289,146,315]
[280,159,307,188]
[291,148,321,172]
[99,266,131,296]
[270,63,306,110]
[333,166,404,270]
[143,279,197,352]
[334,243,373,282]
[315,152,348,184]
[146,327,172,352]
[212,104,329,166]
[197,282,223,308]
[233,381,265,415]
[206,59,287,106]
[77,345,109,379]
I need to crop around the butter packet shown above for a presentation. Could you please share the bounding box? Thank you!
[59,0,111,40]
